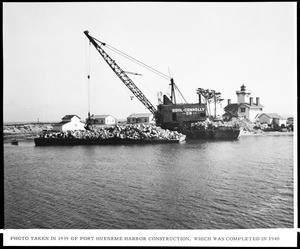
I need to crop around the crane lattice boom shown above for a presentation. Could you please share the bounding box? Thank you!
[84,30,157,114]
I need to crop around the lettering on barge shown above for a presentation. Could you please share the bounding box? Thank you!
[172,107,205,115]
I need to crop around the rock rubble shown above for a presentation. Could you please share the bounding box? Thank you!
[39,124,186,141]
[190,120,240,130]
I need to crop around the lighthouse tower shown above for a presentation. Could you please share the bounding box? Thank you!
[236,84,251,104]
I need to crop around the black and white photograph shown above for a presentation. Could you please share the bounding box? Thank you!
[2,2,297,247]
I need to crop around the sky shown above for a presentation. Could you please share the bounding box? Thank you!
[3,2,297,122]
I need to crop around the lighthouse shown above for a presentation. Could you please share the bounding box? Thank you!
[236,84,251,104]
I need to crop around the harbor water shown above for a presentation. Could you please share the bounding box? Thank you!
[4,134,294,229]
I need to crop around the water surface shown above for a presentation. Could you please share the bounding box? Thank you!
[4,135,294,229]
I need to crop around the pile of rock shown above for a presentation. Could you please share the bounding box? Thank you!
[39,124,186,141]
[190,120,240,130]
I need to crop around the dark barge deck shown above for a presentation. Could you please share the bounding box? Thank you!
[34,137,184,146]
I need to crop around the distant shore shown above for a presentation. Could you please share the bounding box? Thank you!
[3,123,53,142]
[240,130,294,137]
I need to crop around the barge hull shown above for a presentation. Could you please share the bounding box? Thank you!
[183,129,241,140]
[34,137,183,146]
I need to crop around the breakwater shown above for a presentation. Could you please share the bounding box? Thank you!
[3,123,53,134]
[3,123,53,142]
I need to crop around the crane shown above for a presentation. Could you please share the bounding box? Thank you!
[83,31,157,116]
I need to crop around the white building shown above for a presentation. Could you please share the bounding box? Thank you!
[223,84,264,122]
[90,114,116,125]
[258,113,286,126]
[52,115,85,131]
[127,113,154,124]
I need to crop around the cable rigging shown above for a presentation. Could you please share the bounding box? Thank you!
[85,31,188,112]
[84,31,157,114]
[85,38,93,130]
[167,68,187,104]
[91,36,170,81]
[101,38,188,104]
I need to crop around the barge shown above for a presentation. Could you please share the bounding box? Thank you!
[34,137,184,146]
[34,124,186,146]
[183,127,241,140]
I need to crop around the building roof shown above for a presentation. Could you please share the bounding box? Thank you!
[128,113,153,118]
[62,115,81,120]
[259,113,283,119]
[92,114,115,119]
[241,103,264,109]
[224,102,264,111]
[224,104,239,112]
[53,121,70,125]
[54,120,85,125]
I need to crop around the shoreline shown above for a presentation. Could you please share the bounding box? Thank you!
[3,130,293,144]
[240,131,294,137]
[3,132,39,142]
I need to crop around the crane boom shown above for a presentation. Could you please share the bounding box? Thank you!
[84,30,157,114]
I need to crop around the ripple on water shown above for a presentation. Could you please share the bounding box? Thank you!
[4,136,294,229]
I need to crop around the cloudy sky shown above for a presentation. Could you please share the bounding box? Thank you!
[3,2,297,122]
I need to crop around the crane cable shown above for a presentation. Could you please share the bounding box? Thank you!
[105,44,170,80]
[174,83,188,104]
[104,42,188,103]
[91,35,170,81]
[90,33,188,103]
[85,38,91,117]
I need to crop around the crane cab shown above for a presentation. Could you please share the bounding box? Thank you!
[155,94,207,131]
